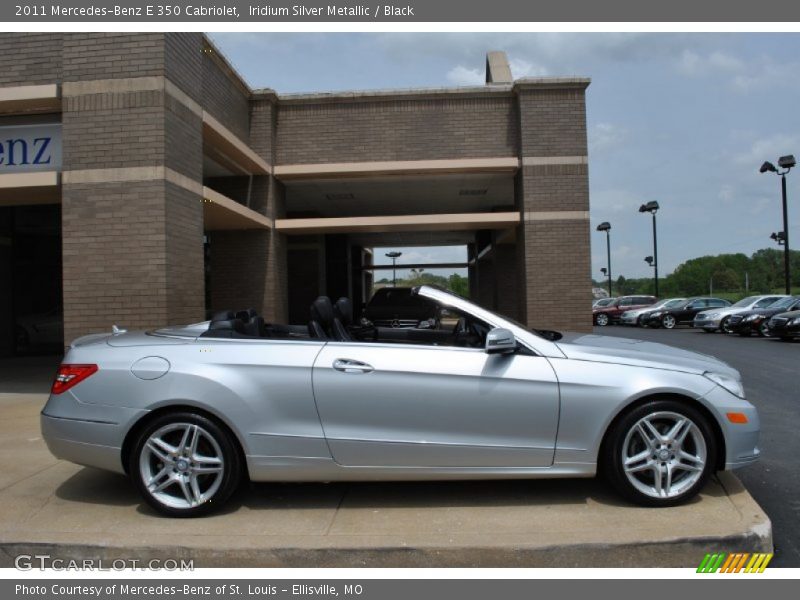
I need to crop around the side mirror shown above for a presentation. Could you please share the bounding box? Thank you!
[485,328,516,355]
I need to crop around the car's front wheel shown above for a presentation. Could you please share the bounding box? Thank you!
[602,400,716,507]
[720,317,733,334]
[661,314,677,329]
[595,313,610,327]
[129,412,241,517]
[758,322,771,337]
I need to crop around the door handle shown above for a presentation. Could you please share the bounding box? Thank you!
[333,359,374,374]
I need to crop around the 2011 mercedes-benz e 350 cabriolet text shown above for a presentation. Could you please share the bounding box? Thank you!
[41,286,760,516]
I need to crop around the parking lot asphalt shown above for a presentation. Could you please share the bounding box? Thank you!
[0,392,772,568]
[594,325,799,567]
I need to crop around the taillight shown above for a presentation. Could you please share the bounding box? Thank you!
[51,364,98,395]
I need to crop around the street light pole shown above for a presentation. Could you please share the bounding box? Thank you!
[596,222,612,297]
[385,251,403,286]
[760,155,794,295]
[781,171,790,294]
[639,201,660,297]
[651,211,659,297]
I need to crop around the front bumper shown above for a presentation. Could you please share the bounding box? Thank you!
[700,385,761,470]
[693,317,722,330]
[618,315,639,325]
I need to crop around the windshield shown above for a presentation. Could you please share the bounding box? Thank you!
[662,298,686,308]
[731,296,760,308]
[767,296,797,309]
[594,298,614,307]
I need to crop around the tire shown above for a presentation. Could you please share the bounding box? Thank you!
[758,322,771,338]
[661,314,677,330]
[595,313,610,327]
[720,317,733,334]
[129,412,242,517]
[637,315,648,328]
[602,399,717,507]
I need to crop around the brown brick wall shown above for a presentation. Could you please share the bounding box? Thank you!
[61,180,168,341]
[276,95,518,164]
[201,47,251,142]
[516,85,592,332]
[517,88,588,157]
[250,98,275,163]
[165,33,204,103]
[0,33,62,86]
[519,219,591,332]
[62,90,167,170]
[165,183,205,325]
[62,33,165,82]
[520,164,590,212]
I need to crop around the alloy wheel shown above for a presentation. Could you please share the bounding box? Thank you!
[139,422,226,510]
[721,317,733,334]
[621,411,707,500]
[596,313,609,326]
[662,315,677,329]
[759,321,771,337]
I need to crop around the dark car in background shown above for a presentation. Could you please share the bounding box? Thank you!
[363,287,440,329]
[593,295,657,326]
[728,296,800,337]
[766,309,800,341]
[642,297,731,329]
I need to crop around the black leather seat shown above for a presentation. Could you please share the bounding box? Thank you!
[332,297,353,341]
[236,308,264,336]
[308,296,335,339]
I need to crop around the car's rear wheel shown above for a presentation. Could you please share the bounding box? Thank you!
[758,322,771,337]
[661,314,677,329]
[602,400,716,507]
[720,317,733,334]
[596,313,610,327]
[129,412,241,517]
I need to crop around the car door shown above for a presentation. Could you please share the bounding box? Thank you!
[311,341,560,468]
[681,299,706,322]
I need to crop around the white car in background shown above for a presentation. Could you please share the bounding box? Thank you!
[619,298,685,326]
[694,295,788,333]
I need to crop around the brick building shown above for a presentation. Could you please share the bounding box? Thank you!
[0,33,591,357]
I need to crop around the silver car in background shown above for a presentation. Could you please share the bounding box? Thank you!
[41,286,760,517]
[693,294,788,333]
[619,298,686,326]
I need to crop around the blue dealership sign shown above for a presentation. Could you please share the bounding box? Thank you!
[0,123,61,173]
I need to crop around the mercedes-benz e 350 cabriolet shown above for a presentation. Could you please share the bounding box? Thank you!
[41,286,760,516]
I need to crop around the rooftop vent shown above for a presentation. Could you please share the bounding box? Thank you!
[486,51,513,85]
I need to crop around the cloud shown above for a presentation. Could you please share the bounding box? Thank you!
[508,57,548,78]
[732,61,800,92]
[589,122,628,154]
[676,50,745,76]
[445,65,483,86]
[732,133,800,167]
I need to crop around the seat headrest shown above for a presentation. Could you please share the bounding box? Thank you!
[334,297,353,325]
[311,296,334,325]
[211,310,235,322]
[235,308,259,322]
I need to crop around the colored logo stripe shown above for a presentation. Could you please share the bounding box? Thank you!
[697,552,773,573]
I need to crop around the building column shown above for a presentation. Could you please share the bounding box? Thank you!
[60,34,205,342]
[515,79,592,332]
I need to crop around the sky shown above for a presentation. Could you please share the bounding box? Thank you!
[210,33,800,280]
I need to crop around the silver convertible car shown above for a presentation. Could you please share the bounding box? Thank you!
[41,286,760,517]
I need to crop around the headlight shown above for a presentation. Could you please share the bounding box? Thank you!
[651,311,664,317]
[790,317,800,326]
[743,314,761,322]
[704,371,745,399]
[704,313,719,320]
[621,312,630,318]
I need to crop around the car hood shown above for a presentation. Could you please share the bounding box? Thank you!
[772,309,800,319]
[697,306,752,317]
[554,332,737,377]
